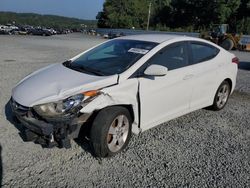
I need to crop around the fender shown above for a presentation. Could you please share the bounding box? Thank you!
[80,78,141,134]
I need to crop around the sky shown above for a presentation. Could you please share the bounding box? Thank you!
[0,0,105,20]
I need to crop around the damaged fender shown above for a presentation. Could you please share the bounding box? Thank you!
[80,79,141,134]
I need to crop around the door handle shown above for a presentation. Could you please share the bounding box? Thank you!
[183,74,194,80]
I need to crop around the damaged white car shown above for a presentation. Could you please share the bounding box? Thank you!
[11,34,238,157]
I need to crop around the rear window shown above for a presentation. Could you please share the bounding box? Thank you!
[190,42,220,64]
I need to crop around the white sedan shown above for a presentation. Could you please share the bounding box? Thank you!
[11,34,238,157]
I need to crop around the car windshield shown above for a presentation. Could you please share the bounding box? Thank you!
[64,39,158,76]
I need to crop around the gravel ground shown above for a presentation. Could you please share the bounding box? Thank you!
[0,33,249,187]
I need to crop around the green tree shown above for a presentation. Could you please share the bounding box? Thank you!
[150,0,172,28]
[169,0,240,28]
[0,12,96,29]
[97,0,151,29]
[97,0,250,34]
[235,0,250,33]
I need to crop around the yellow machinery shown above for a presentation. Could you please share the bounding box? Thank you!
[200,24,250,51]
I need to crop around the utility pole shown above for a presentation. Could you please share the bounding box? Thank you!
[146,1,152,31]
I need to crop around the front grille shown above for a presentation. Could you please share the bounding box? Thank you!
[11,98,29,115]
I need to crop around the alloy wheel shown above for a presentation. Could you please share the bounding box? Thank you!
[216,84,230,109]
[107,115,129,153]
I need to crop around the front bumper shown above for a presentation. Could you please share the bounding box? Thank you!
[10,98,91,148]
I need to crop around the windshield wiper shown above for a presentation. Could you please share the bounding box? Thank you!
[70,65,105,76]
[63,60,106,76]
[63,60,72,67]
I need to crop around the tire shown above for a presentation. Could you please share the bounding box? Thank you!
[210,81,231,111]
[220,38,234,50]
[90,106,132,158]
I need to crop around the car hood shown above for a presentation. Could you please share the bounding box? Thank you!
[12,63,118,107]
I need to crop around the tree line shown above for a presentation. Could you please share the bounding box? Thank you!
[0,12,97,29]
[97,0,250,34]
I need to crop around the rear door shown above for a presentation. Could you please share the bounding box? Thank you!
[188,41,221,109]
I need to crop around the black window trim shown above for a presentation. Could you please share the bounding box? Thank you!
[187,41,220,65]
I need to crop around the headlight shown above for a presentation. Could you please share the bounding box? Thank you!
[33,94,84,118]
[33,90,101,118]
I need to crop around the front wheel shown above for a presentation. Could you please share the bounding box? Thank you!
[210,81,231,111]
[90,106,132,158]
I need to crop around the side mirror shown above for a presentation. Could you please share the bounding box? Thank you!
[144,64,168,76]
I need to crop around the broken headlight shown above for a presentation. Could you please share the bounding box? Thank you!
[33,94,84,118]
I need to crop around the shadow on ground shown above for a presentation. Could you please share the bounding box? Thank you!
[74,120,96,157]
[239,61,250,71]
[74,137,95,157]
[5,101,26,139]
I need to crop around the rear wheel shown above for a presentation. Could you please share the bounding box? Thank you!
[210,81,231,111]
[90,106,132,158]
[220,38,234,50]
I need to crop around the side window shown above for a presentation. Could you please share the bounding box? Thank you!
[148,42,188,71]
[190,42,219,64]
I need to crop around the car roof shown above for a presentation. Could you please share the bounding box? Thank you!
[118,34,194,43]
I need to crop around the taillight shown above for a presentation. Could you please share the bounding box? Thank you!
[232,57,239,65]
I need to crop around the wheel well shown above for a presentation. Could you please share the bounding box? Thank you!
[79,104,135,139]
[118,105,135,123]
[87,105,135,125]
[224,78,232,91]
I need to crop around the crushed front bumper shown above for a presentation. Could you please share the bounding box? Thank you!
[10,98,91,148]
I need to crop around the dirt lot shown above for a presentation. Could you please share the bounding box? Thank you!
[0,33,249,187]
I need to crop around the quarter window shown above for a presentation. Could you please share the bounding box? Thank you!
[147,42,188,71]
[190,42,219,64]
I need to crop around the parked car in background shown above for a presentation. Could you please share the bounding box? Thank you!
[0,24,19,35]
[86,29,96,35]
[30,28,52,36]
[18,28,29,35]
[29,28,52,36]
[47,28,57,35]
[0,25,10,34]
[103,31,125,39]
[55,29,69,35]
[11,34,238,158]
